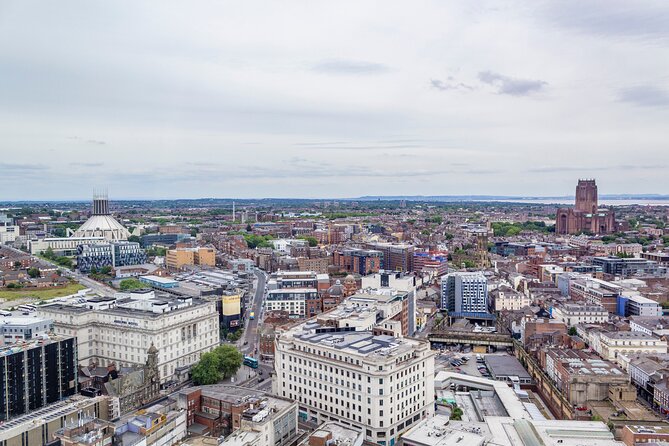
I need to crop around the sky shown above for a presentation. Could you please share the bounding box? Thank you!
[1,1,668,200]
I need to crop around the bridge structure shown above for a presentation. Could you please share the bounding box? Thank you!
[428,330,515,348]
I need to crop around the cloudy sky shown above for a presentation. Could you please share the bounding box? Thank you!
[1,1,668,200]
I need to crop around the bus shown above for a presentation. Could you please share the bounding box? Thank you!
[243,356,259,369]
[249,311,255,320]
[18,305,36,312]
[0,310,11,317]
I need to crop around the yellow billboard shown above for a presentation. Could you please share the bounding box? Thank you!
[222,294,241,316]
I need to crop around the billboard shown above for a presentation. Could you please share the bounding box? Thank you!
[222,294,241,317]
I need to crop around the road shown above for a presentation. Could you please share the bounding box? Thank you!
[239,269,266,355]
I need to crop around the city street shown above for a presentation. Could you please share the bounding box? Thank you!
[239,268,266,355]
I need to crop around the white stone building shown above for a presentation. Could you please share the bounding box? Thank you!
[552,303,609,327]
[37,289,219,383]
[273,321,435,445]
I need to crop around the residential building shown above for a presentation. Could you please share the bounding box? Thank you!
[490,285,531,312]
[76,241,147,273]
[266,288,319,318]
[166,247,216,269]
[0,335,77,421]
[273,319,435,445]
[333,248,383,275]
[569,277,621,313]
[624,294,663,317]
[412,250,448,278]
[621,425,669,446]
[37,289,219,383]
[365,242,415,272]
[440,272,488,317]
[551,303,608,327]
[297,257,330,274]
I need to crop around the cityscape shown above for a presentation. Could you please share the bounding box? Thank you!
[2,2,669,446]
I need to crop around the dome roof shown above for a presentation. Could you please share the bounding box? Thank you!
[344,274,356,284]
[73,215,130,241]
[326,280,345,296]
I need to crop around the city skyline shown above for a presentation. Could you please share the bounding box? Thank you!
[2,1,669,200]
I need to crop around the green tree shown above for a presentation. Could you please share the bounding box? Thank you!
[119,278,145,291]
[55,257,73,269]
[128,235,141,243]
[100,265,113,275]
[13,261,22,269]
[297,235,318,247]
[191,352,223,385]
[213,345,243,379]
[43,247,55,260]
[450,406,463,421]
[245,224,252,232]
[27,267,41,278]
[568,326,577,336]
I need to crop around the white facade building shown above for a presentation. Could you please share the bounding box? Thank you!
[37,289,219,383]
[265,288,318,317]
[552,304,609,327]
[599,331,668,363]
[441,272,488,316]
[273,322,435,445]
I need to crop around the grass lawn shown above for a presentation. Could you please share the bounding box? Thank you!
[0,283,86,301]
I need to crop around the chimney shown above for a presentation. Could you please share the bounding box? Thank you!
[309,431,332,446]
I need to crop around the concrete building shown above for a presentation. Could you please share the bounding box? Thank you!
[599,331,668,362]
[483,354,532,385]
[361,271,417,335]
[0,335,78,422]
[625,294,662,317]
[542,348,628,405]
[29,236,107,256]
[551,303,609,327]
[0,395,110,446]
[37,289,220,383]
[569,277,621,313]
[347,288,415,337]
[440,272,488,317]
[273,318,435,445]
[412,250,448,278]
[0,314,53,346]
[297,422,364,446]
[591,256,662,278]
[166,247,216,270]
[73,194,131,241]
[490,285,531,312]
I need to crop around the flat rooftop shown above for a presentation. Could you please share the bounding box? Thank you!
[484,355,532,380]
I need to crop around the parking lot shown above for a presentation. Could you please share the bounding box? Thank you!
[434,349,515,379]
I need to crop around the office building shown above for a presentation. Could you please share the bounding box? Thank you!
[569,277,621,313]
[555,179,616,235]
[73,193,131,241]
[347,288,414,337]
[591,256,661,278]
[440,272,488,317]
[297,422,364,446]
[37,289,219,383]
[29,236,107,256]
[599,331,668,362]
[166,246,216,269]
[0,315,53,346]
[0,336,77,422]
[274,318,435,445]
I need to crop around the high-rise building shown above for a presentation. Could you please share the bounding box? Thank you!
[555,179,616,235]
[333,248,383,275]
[364,242,414,272]
[440,272,488,317]
[166,247,216,269]
[76,241,147,273]
[0,336,77,422]
[273,319,434,445]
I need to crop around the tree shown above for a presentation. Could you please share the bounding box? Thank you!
[128,235,141,243]
[13,261,22,269]
[100,265,112,275]
[191,352,223,385]
[245,224,252,232]
[450,406,463,421]
[43,247,56,260]
[27,267,41,279]
[297,235,318,247]
[119,278,145,290]
[213,345,243,379]
[568,326,577,336]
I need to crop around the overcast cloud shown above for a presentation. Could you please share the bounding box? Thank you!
[0,0,668,200]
